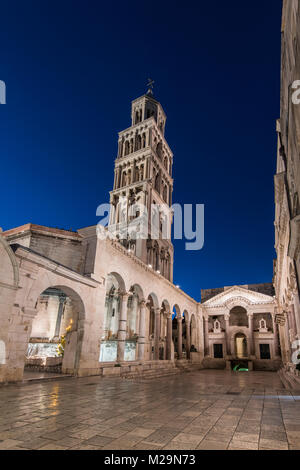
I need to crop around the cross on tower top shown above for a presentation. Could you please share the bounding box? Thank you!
[147,78,154,95]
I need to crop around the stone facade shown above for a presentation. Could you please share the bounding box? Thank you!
[0,78,289,383]
[274,0,300,378]
[201,285,281,371]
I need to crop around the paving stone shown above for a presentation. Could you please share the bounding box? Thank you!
[197,439,228,450]
[0,370,291,451]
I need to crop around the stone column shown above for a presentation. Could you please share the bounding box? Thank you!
[272,313,280,357]
[154,308,161,360]
[293,294,300,339]
[284,311,291,362]
[289,305,297,341]
[143,159,148,180]
[137,300,146,361]
[186,319,191,359]
[54,296,66,339]
[166,313,172,360]
[203,316,209,356]
[177,315,183,359]
[117,292,129,362]
[247,312,255,356]
[225,314,231,356]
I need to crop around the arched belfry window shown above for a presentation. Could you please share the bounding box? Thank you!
[124,141,130,156]
[136,135,142,151]
[163,185,168,202]
[155,173,160,193]
[135,110,142,124]
[156,142,163,159]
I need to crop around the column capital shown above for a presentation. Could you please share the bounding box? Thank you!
[247,312,254,319]
[177,314,183,322]
[139,299,147,307]
[166,312,172,319]
[119,291,131,300]
[224,314,230,321]
[154,307,161,315]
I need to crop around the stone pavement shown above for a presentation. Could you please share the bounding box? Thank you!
[0,369,299,450]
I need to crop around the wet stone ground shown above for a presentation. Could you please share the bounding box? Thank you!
[0,369,299,450]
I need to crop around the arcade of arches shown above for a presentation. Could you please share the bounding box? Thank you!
[0,225,285,384]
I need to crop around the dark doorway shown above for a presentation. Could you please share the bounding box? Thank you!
[259,344,271,359]
[213,343,223,359]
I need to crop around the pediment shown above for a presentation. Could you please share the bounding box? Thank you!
[202,286,274,308]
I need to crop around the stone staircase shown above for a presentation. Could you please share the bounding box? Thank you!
[278,366,300,391]
[122,366,181,381]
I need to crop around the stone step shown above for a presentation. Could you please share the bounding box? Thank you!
[278,368,300,391]
[286,371,300,390]
[122,367,180,380]
[278,369,293,390]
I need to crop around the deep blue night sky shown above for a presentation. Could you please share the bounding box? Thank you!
[0,0,283,300]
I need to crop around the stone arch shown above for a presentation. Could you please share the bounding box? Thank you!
[173,304,181,318]
[127,283,145,339]
[148,292,159,309]
[161,299,171,313]
[28,284,86,375]
[100,272,126,363]
[106,271,126,293]
[229,306,248,327]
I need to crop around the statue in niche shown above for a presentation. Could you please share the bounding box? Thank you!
[213,319,221,333]
[259,318,268,333]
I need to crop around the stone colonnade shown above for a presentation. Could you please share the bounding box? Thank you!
[112,290,195,362]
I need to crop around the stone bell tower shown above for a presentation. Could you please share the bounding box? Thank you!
[109,83,174,282]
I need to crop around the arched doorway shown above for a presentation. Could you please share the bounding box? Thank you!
[26,285,85,375]
[100,272,125,362]
[126,284,144,361]
[235,333,248,358]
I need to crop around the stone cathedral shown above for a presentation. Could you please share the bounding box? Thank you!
[0,0,300,386]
